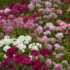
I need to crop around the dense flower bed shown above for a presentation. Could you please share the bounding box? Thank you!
[0,0,70,70]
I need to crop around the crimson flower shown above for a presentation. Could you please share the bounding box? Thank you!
[40,48,52,56]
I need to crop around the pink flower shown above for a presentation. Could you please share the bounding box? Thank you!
[45,59,52,67]
[46,44,52,50]
[55,27,62,31]
[34,26,43,34]
[56,9,63,14]
[3,26,14,34]
[49,38,56,43]
[8,15,15,20]
[44,22,56,30]
[44,8,53,14]
[49,13,57,18]
[24,21,38,29]
[55,53,64,58]
[55,33,64,38]
[43,30,51,35]
[54,44,64,50]
[54,64,63,70]
[45,1,52,8]
[56,20,67,29]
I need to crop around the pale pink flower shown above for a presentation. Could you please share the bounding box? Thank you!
[46,44,52,50]
[55,53,64,58]
[43,30,51,35]
[44,22,56,30]
[34,26,43,34]
[45,1,52,8]
[48,38,56,43]
[45,59,52,67]
[55,33,64,38]
[49,13,57,18]
[44,8,53,14]
[54,44,64,50]
[54,63,63,70]
[37,36,48,43]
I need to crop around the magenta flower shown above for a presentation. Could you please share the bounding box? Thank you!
[13,54,31,65]
[32,60,42,70]
[22,16,31,21]
[21,56,31,65]
[1,57,12,67]
[6,47,18,57]
[32,12,40,18]
[31,50,39,56]
[20,5,29,11]
[13,54,24,64]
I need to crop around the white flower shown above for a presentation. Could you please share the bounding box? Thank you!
[29,43,39,50]
[32,45,38,50]
[36,43,42,48]
[0,40,4,47]
[3,38,12,45]
[3,45,10,52]
[4,8,11,13]
[29,43,35,48]
[16,43,26,52]
[24,35,32,44]
[17,35,25,42]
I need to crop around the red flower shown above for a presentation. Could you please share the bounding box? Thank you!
[31,50,39,56]
[40,48,52,56]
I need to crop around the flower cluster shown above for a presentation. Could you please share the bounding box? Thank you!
[0,0,70,70]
